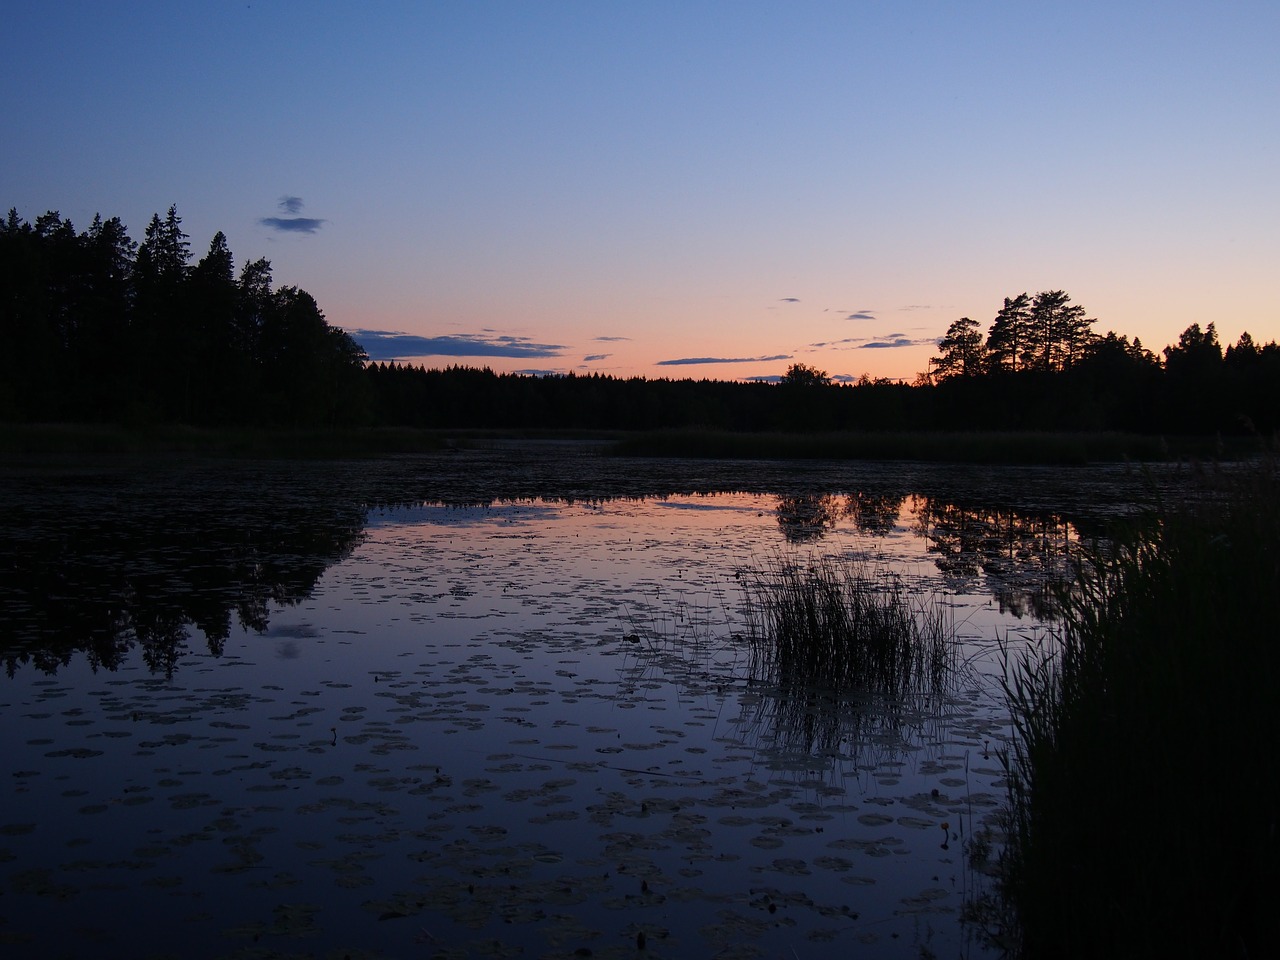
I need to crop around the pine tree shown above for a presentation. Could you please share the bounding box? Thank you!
[931,317,986,379]
[985,293,1031,373]
[1027,290,1094,371]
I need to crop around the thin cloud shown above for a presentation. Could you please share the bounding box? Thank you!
[352,330,565,361]
[811,334,932,350]
[846,311,876,321]
[779,297,801,303]
[593,335,631,342]
[259,216,325,233]
[259,195,325,234]
[657,354,791,366]
[862,337,922,349]
[583,353,609,362]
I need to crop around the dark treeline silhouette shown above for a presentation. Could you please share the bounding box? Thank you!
[3,207,1276,435]
[926,291,1280,435]
[1,206,368,425]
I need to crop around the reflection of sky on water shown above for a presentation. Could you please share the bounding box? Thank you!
[365,501,569,528]
[2,460,1152,959]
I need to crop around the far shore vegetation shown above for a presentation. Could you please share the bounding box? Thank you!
[3,204,1277,462]
[1,422,1264,465]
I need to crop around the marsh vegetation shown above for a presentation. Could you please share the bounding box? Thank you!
[739,555,952,696]
[998,457,1279,958]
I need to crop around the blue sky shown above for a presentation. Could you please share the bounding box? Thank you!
[4,1,1277,382]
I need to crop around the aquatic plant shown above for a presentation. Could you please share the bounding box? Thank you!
[738,555,953,696]
[998,456,1280,958]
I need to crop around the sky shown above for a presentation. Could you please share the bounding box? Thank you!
[4,1,1278,383]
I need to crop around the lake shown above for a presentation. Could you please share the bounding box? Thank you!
[0,443,1176,959]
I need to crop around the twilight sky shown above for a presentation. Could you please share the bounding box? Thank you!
[5,1,1277,383]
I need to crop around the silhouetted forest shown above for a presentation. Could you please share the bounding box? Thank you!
[1,206,368,425]
[3,207,1277,435]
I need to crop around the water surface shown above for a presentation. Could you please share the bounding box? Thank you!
[0,445,1173,959]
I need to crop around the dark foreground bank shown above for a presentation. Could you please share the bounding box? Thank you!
[997,455,1279,957]
[0,422,1260,465]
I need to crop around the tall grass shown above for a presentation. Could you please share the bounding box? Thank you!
[999,457,1280,957]
[739,555,952,695]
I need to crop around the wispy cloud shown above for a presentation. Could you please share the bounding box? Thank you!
[862,336,925,349]
[779,297,801,303]
[846,310,876,321]
[583,353,609,362]
[593,335,631,342]
[260,216,325,233]
[810,334,931,350]
[352,330,566,361]
[657,354,791,366]
[259,196,325,234]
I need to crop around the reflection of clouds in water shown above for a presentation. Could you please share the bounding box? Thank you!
[275,639,300,659]
[269,623,320,638]
[364,502,567,528]
[654,501,761,513]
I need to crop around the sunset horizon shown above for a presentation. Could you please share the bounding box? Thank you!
[5,2,1276,388]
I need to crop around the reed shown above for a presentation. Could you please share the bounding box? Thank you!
[998,456,1280,957]
[738,555,953,695]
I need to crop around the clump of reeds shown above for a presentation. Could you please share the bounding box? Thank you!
[999,455,1280,958]
[739,555,952,695]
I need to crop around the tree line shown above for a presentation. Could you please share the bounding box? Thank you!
[2,206,1276,436]
[926,290,1279,434]
[1,206,368,425]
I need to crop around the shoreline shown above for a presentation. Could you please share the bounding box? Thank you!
[0,421,1262,465]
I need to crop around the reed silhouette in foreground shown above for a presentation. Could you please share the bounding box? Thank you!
[999,457,1279,958]
[740,555,952,695]
[727,555,957,761]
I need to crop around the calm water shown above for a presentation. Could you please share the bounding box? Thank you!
[0,445,1173,959]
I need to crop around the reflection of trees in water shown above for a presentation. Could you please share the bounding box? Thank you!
[774,491,906,543]
[775,493,844,542]
[910,496,1078,619]
[770,488,1079,618]
[847,490,906,537]
[2,451,1141,676]
[1,470,366,676]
